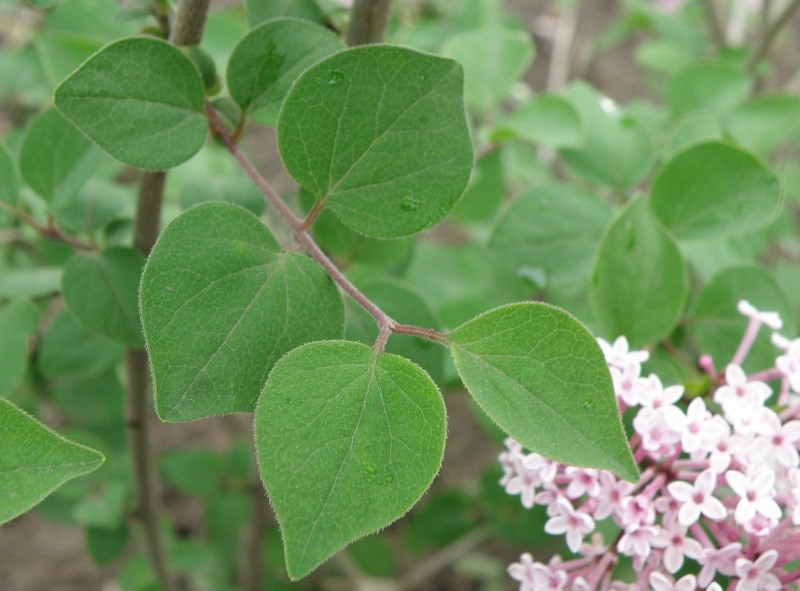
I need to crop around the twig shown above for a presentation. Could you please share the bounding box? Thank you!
[701,0,727,50]
[204,103,452,349]
[747,0,800,72]
[168,0,210,45]
[345,0,394,46]
[125,348,174,590]
[0,203,95,251]
[546,1,578,92]
[726,0,750,46]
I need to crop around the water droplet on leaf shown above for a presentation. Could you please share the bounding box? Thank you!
[328,70,345,86]
[400,196,422,212]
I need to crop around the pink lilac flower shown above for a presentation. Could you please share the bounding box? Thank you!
[697,542,742,587]
[648,572,696,591]
[681,398,726,454]
[726,465,782,524]
[737,300,782,330]
[667,468,726,526]
[501,302,800,591]
[598,336,649,369]
[564,467,600,499]
[617,524,659,558]
[508,552,537,590]
[734,550,781,591]
[594,471,634,520]
[633,405,686,455]
[714,364,772,415]
[776,338,800,393]
[757,411,800,468]
[651,520,703,572]
[544,497,595,553]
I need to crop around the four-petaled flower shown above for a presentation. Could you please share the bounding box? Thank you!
[734,550,781,591]
[667,468,726,527]
[544,497,595,553]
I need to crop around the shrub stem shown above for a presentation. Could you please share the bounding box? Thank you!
[125,1,212,589]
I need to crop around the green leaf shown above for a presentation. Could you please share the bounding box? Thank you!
[346,277,445,385]
[650,141,782,240]
[246,0,323,27]
[489,184,612,289]
[0,300,39,398]
[449,303,637,482]
[19,107,103,210]
[86,522,129,566]
[62,247,145,346]
[0,397,104,525]
[440,25,534,115]
[0,142,17,209]
[692,265,795,373]
[590,197,688,346]
[501,94,584,148]
[560,82,653,189]
[667,62,750,117]
[255,340,446,579]
[0,267,62,299]
[140,202,344,422]
[277,45,473,238]
[723,94,800,155]
[38,309,124,379]
[227,18,345,127]
[54,37,207,170]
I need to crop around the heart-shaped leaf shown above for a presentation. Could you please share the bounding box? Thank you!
[140,202,344,422]
[650,141,782,240]
[54,37,206,170]
[255,341,446,579]
[590,197,688,346]
[0,397,104,525]
[277,45,473,238]
[450,302,638,482]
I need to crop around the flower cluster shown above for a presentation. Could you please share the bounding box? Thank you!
[501,300,800,591]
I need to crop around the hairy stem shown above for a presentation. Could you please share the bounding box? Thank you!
[125,348,173,589]
[204,103,451,348]
[0,203,95,250]
[168,0,211,45]
[747,0,800,72]
[125,2,212,589]
[546,1,578,92]
[345,0,394,46]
